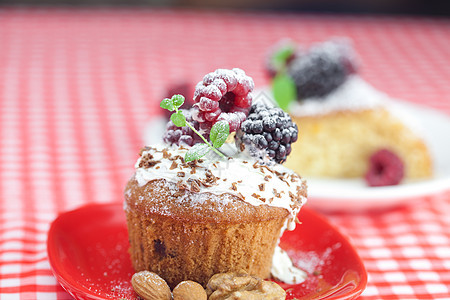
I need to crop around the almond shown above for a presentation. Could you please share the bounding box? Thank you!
[173,280,207,300]
[131,271,172,300]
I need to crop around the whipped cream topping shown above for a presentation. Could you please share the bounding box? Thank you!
[289,75,387,117]
[134,145,307,231]
[271,246,307,284]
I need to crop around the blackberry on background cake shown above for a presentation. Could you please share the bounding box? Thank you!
[124,68,307,289]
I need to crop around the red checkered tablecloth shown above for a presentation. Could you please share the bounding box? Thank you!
[0,8,449,299]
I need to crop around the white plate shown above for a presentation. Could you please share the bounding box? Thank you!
[306,100,450,212]
[143,100,450,212]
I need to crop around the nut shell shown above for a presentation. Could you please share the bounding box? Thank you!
[131,271,171,300]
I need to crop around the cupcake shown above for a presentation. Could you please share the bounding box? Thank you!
[124,68,307,288]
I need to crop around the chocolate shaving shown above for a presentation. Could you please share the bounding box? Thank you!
[162,148,171,159]
[262,165,273,173]
[259,183,265,192]
[205,170,218,185]
[240,143,245,152]
[177,181,187,191]
[177,172,185,177]
[278,174,290,186]
[273,188,281,198]
[189,179,201,192]
[251,193,261,199]
[188,161,198,168]
[230,182,238,191]
[139,146,151,156]
[264,175,271,182]
[274,170,283,176]
[169,161,178,170]
[173,155,183,162]
[289,191,296,201]
[138,157,159,168]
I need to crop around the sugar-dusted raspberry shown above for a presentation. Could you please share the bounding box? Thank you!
[287,39,357,99]
[365,149,404,187]
[163,109,203,147]
[235,102,298,164]
[192,68,254,133]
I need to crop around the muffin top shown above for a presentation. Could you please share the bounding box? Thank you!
[125,145,307,230]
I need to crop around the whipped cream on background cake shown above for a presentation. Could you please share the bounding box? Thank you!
[288,75,386,116]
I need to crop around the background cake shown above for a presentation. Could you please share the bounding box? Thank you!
[285,76,432,180]
[267,39,432,185]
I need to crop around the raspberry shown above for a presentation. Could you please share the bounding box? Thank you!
[192,68,254,133]
[287,39,357,99]
[163,109,203,147]
[235,102,298,164]
[365,149,404,187]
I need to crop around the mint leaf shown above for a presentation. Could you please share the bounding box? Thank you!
[209,121,230,148]
[160,98,175,111]
[171,94,185,109]
[272,73,297,111]
[185,143,210,162]
[171,111,186,127]
[271,44,295,72]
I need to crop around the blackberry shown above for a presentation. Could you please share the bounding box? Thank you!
[192,68,254,133]
[163,109,203,147]
[235,103,298,164]
[287,39,357,99]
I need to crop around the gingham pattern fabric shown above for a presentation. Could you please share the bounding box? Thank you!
[0,8,449,300]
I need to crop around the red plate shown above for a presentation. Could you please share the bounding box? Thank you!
[47,203,367,299]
